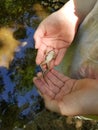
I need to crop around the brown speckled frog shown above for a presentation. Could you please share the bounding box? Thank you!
[40,50,56,74]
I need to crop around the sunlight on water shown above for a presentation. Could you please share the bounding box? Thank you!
[0,28,20,68]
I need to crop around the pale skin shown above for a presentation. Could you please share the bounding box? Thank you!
[33,0,98,116]
[33,69,98,116]
[34,0,97,68]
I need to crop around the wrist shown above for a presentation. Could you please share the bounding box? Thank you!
[59,0,82,25]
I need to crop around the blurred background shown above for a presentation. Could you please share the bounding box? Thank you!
[0,0,98,130]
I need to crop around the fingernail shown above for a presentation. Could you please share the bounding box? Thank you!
[35,45,38,49]
[37,72,43,77]
[33,77,38,81]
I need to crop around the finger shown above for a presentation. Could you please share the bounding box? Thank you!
[33,77,55,99]
[55,86,68,100]
[55,79,74,100]
[36,44,47,65]
[46,71,64,88]
[44,76,60,94]
[54,48,67,66]
[37,72,43,78]
[51,69,70,82]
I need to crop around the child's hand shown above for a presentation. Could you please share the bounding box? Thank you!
[34,6,79,68]
[33,69,98,115]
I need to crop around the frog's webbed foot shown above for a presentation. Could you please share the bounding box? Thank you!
[40,63,49,75]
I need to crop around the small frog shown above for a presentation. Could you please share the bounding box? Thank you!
[40,50,56,74]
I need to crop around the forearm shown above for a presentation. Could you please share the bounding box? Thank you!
[73,0,97,18]
[60,0,97,21]
[58,0,97,33]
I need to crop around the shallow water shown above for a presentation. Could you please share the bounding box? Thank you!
[0,2,52,129]
[0,1,77,129]
[0,27,41,130]
[1,1,98,130]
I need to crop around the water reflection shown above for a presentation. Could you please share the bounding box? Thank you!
[0,3,48,129]
[0,0,67,129]
[0,26,44,129]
